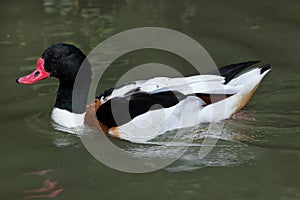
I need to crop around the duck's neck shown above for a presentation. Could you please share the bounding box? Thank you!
[54,79,88,114]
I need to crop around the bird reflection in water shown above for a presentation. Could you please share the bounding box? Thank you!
[24,170,63,199]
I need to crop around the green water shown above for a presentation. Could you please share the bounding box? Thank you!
[1,0,300,199]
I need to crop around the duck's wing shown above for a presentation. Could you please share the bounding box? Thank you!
[102,60,261,101]
[103,74,237,102]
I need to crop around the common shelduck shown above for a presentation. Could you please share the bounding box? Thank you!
[17,43,271,142]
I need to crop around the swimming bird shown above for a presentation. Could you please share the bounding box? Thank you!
[16,43,271,142]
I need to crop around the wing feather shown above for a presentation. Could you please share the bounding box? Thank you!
[106,74,240,101]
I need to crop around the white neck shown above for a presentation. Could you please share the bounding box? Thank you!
[51,107,85,129]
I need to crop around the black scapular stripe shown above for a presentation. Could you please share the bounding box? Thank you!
[96,91,187,128]
[207,60,260,84]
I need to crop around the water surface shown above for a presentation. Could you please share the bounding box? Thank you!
[0,0,299,199]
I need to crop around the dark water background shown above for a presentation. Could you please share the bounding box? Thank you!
[0,0,299,199]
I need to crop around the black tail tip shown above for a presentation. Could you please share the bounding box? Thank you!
[260,64,271,74]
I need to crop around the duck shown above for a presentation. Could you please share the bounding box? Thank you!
[17,43,271,142]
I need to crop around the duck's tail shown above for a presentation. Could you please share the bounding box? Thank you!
[227,64,271,88]
[199,63,271,122]
[227,64,271,114]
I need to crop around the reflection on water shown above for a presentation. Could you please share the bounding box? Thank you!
[24,104,299,174]
[23,170,63,199]
[25,107,267,172]
[43,0,79,16]
[41,0,117,49]
[25,112,81,147]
